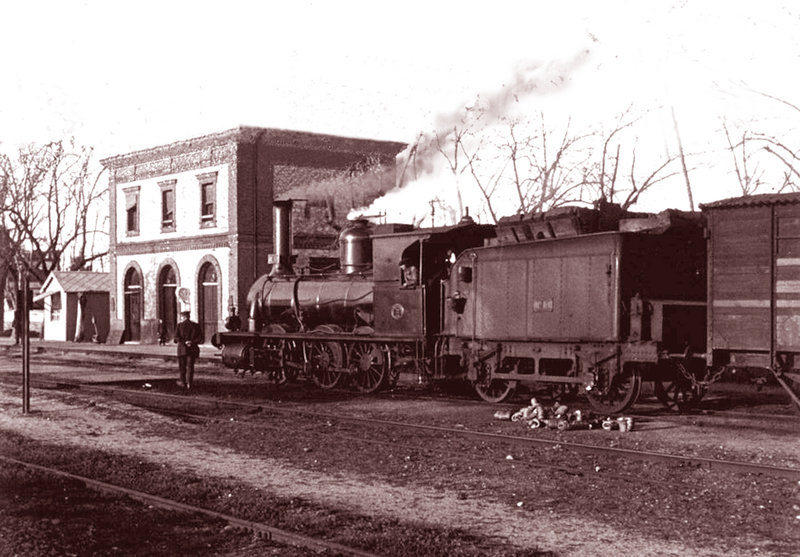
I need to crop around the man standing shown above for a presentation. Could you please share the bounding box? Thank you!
[174,310,203,390]
[224,306,241,331]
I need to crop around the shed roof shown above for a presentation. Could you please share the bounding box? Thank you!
[36,271,111,300]
[701,192,800,210]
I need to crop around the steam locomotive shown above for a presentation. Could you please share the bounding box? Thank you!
[212,193,800,413]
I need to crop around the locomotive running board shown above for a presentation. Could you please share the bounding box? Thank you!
[220,331,422,343]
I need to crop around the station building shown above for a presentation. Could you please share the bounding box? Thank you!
[101,126,405,344]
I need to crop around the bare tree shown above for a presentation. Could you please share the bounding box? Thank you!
[396,132,429,188]
[452,106,694,221]
[721,120,768,195]
[431,104,489,222]
[731,90,800,193]
[754,133,800,192]
[510,113,595,214]
[0,228,16,332]
[586,110,685,210]
[0,139,107,329]
[434,109,596,223]
[414,104,692,226]
[460,137,506,224]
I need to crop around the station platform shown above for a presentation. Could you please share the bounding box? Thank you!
[0,337,222,363]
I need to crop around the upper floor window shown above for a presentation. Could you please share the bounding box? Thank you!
[197,171,217,228]
[159,179,176,232]
[123,186,140,236]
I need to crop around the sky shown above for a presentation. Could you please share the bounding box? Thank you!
[2,0,799,221]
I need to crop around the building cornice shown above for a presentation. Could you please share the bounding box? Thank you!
[114,233,234,256]
[100,126,407,169]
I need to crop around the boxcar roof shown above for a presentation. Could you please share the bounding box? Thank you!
[701,192,800,210]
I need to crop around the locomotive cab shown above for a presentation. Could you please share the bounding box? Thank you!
[370,218,495,339]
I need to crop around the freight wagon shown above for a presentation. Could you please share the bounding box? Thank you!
[703,193,800,406]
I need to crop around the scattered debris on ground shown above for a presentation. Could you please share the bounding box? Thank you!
[495,398,634,432]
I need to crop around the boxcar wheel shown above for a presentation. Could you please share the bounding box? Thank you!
[654,379,705,411]
[654,361,706,411]
[586,365,641,414]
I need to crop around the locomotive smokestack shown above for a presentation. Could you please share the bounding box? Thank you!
[269,200,295,277]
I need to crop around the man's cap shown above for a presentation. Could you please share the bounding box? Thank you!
[180,310,191,317]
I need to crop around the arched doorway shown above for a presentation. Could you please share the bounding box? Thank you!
[158,265,178,342]
[123,267,142,342]
[197,262,219,342]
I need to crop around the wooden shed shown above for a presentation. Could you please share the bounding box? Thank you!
[35,271,111,343]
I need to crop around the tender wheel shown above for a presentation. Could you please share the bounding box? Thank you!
[306,326,344,389]
[474,378,516,403]
[349,342,388,393]
[654,362,706,411]
[473,362,517,403]
[586,364,642,414]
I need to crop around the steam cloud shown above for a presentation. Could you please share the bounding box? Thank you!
[350,45,594,225]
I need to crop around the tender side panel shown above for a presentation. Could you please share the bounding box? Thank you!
[527,254,615,340]
[473,256,512,338]
[498,258,528,338]
[709,206,771,351]
[470,234,619,342]
[775,205,800,352]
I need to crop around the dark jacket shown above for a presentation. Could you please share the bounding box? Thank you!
[174,319,204,357]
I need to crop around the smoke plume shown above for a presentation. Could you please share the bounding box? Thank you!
[350,45,595,225]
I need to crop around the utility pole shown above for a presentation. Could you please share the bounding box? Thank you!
[18,259,30,414]
[671,105,695,212]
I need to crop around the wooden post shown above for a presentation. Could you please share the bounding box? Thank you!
[20,265,30,414]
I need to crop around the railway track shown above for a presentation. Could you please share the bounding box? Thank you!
[0,454,381,557]
[6,352,800,420]
[22,377,800,481]
[142,403,800,514]
[3,369,798,555]
[25,378,797,517]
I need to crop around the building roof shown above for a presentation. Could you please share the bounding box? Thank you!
[35,271,111,301]
[701,192,800,210]
[100,126,407,168]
